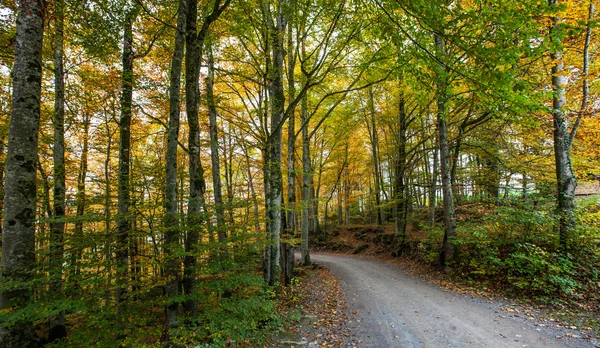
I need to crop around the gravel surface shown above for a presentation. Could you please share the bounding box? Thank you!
[308,253,597,348]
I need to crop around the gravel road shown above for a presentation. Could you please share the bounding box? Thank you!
[308,253,596,348]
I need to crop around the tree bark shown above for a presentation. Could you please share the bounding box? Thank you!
[281,14,297,285]
[164,0,186,330]
[116,5,138,309]
[183,0,230,313]
[71,112,89,290]
[435,33,457,268]
[367,87,383,225]
[103,115,114,304]
[49,0,66,340]
[429,143,438,227]
[184,0,204,315]
[548,0,576,250]
[207,43,227,246]
[0,1,44,346]
[300,94,311,266]
[394,91,408,256]
[268,3,286,284]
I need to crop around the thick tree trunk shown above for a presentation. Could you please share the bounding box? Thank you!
[267,5,286,284]
[116,6,137,309]
[435,33,457,268]
[548,0,576,250]
[184,0,204,315]
[49,0,66,340]
[164,0,186,330]
[0,1,44,346]
[183,0,230,313]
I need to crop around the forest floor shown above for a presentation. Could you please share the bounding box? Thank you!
[271,263,362,347]
[298,224,600,348]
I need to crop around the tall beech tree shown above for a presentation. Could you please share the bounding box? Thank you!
[49,0,67,340]
[183,0,231,314]
[164,0,187,330]
[548,0,576,249]
[116,2,139,308]
[0,0,45,346]
[262,0,288,286]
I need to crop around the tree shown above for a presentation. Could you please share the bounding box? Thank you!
[183,0,230,314]
[164,0,187,330]
[116,1,139,310]
[0,0,45,346]
[49,0,67,340]
[548,0,576,249]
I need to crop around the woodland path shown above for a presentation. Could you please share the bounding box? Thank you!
[307,253,595,348]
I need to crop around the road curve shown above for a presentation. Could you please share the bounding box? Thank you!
[307,253,594,348]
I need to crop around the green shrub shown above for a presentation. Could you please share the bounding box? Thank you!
[504,243,578,296]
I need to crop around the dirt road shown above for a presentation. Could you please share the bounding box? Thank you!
[308,253,596,348]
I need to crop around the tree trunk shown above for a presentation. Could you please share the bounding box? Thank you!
[183,0,230,313]
[242,140,260,233]
[265,0,287,285]
[450,126,464,206]
[103,117,114,304]
[344,171,350,224]
[0,1,44,345]
[394,92,408,256]
[71,112,89,288]
[184,0,204,315]
[281,16,296,285]
[116,5,138,310]
[0,139,4,244]
[548,0,576,250]
[300,94,311,266]
[435,33,457,268]
[429,145,438,227]
[49,0,66,340]
[207,44,227,247]
[164,0,186,330]
[367,86,382,225]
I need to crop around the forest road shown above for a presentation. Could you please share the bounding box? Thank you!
[308,253,596,348]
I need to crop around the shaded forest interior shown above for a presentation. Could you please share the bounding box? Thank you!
[0,0,598,346]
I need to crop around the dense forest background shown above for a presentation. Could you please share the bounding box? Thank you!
[0,0,598,346]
